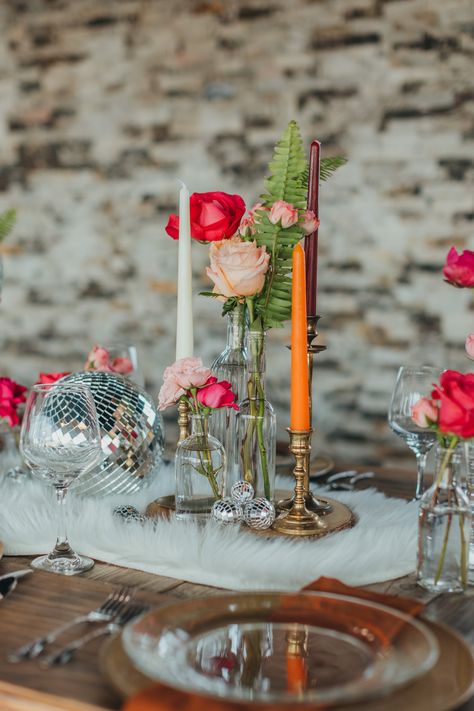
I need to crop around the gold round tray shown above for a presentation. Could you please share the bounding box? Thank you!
[145,492,355,539]
[101,620,474,711]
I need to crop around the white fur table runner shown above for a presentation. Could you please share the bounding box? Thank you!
[0,466,419,590]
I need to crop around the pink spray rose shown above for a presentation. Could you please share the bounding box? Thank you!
[163,357,212,391]
[238,215,256,238]
[158,378,185,410]
[268,200,299,229]
[466,334,474,360]
[411,397,439,428]
[300,209,320,235]
[85,346,111,372]
[197,379,239,410]
[206,236,270,300]
[110,357,133,375]
[443,247,474,288]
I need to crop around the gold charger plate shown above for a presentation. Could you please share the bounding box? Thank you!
[100,619,474,711]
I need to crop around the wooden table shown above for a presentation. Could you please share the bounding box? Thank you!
[1,466,473,710]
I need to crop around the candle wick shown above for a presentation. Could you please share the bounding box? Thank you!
[177,178,187,189]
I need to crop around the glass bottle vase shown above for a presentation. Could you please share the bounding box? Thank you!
[417,443,471,593]
[0,422,28,482]
[210,302,247,493]
[236,330,276,500]
[175,412,226,520]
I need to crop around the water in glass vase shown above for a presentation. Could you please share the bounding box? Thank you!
[210,303,247,493]
[175,413,226,521]
[417,444,471,593]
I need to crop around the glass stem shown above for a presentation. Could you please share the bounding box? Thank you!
[54,486,72,554]
[415,452,427,500]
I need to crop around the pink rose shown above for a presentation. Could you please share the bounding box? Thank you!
[300,209,320,235]
[85,346,112,372]
[36,372,71,384]
[411,397,438,428]
[466,334,474,360]
[163,357,212,390]
[111,357,133,375]
[0,402,20,427]
[158,377,185,411]
[268,200,299,229]
[0,377,27,406]
[238,215,256,238]
[197,379,239,410]
[206,236,270,300]
[443,247,474,288]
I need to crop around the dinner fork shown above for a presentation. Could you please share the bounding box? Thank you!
[42,602,149,667]
[8,586,131,662]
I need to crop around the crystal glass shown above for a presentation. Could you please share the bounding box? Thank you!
[236,330,276,500]
[0,423,28,482]
[417,443,471,593]
[210,302,247,493]
[463,441,474,581]
[388,366,441,499]
[175,413,226,520]
[20,382,102,574]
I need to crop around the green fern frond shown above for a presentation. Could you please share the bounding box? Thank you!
[320,156,346,181]
[0,208,16,242]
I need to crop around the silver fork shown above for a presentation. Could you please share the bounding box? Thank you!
[42,602,149,667]
[8,586,131,662]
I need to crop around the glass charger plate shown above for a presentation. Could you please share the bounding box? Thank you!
[122,592,438,707]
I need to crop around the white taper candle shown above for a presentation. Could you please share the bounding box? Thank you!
[175,181,194,360]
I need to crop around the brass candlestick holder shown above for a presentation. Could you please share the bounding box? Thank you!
[273,428,327,536]
[177,398,190,442]
[278,315,332,515]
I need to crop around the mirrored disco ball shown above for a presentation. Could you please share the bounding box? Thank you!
[212,498,243,525]
[231,480,254,505]
[243,497,276,530]
[61,371,164,496]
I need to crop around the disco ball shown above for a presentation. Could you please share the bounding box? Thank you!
[243,497,276,530]
[61,371,164,496]
[211,498,243,525]
[231,480,254,505]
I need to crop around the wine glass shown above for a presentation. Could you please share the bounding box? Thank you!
[388,366,442,500]
[89,342,144,388]
[20,383,102,575]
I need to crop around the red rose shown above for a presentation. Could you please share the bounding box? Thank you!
[165,191,246,242]
[432,369,474,438]
[196,379,239,410]
[36,372,71,384]
[443,247,474,288]
[0,402,20,427]
[0,377,27,427]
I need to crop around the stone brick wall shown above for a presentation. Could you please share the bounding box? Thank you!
[0,0,473,466]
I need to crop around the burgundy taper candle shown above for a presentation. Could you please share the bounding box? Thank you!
[304,140,320,317]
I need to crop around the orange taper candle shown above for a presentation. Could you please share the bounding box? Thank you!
[290,242,310,430]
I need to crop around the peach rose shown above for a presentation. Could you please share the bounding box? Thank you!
[411,397,438,428]
[206,236,270,299]
[269,200,298,229]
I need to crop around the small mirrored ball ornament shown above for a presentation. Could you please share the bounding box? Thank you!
[211,498,243,525]
[230,480,255,505]
[243,497,276,530]
[113,505,146,525]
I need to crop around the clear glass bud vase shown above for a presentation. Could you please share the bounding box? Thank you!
[0,422,27,482]
[417,443,471,593]
[210,302,247,492]
[175,412,226,520]
[236,330,276,500]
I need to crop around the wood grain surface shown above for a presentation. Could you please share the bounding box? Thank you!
[0,465,473,710]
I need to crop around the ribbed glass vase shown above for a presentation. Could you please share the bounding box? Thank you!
[175,413,226,521]
[236,330,276,500]
[210,302,247,493]
[417,443,471,593]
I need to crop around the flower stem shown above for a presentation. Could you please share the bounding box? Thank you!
[433,437,459,584]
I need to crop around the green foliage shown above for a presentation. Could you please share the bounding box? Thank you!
[320,156,347,181]
[0,209,16,242]
[253,122,308,329]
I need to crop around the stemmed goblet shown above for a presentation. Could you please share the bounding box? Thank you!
[20,382,102,575]
[388,366,441,500]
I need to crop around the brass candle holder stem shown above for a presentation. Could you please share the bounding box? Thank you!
[177,398,190,443]
[273,428,326,536]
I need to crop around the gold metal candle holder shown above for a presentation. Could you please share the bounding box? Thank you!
[278,315,332,515]
[273,428,327,536]
[177,398,190,442]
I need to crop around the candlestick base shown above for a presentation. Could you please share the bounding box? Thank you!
[277,491,332,515]
[273,429,327,537]
[177,398,190,443]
